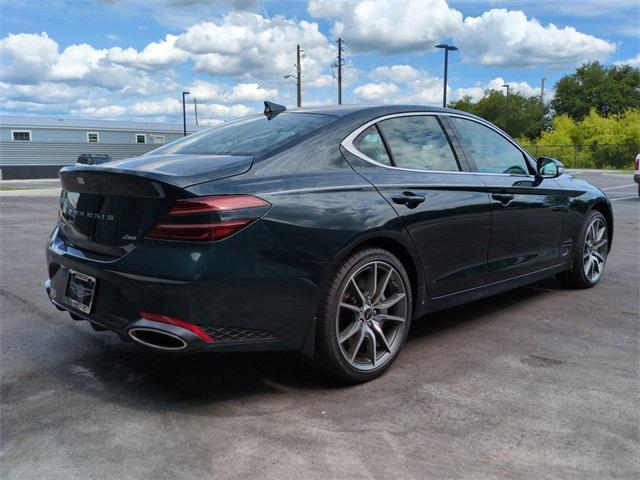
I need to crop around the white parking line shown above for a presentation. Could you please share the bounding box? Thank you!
[603,184,637,191]
[610,195,638,202]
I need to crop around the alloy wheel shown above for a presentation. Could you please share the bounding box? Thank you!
[336,261,408,371]
[583,216,608,283]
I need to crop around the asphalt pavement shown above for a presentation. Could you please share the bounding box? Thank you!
[1,170,638,479]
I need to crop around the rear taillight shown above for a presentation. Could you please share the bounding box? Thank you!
[146,195,270,242]
[635,158,639,171]
[167,195,270,215]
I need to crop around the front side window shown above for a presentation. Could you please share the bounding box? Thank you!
[377,116,459,171]
[151,113,336,156]
[352,125,391,165]
[12,130,31,141]
[136,134,146,144]
[450,117,530,175]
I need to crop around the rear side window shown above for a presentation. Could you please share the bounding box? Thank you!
[450,117,530,175]
[151,113,336,156]
[377,116,459,171]
[352,126,391,166]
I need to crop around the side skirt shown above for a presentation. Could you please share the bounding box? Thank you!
[421,263,570,315]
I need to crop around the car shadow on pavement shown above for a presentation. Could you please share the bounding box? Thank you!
[52,277,566,411]
[408,276,563,341]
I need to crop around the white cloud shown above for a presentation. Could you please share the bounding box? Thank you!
[175,12,335,81]
[614,53,640,68]
[107,35,189,70]
[71,105,128,117]
[199,118,226,127]
[308,0,616,67]
[0,32,58,84]
[66,97,253,121]
[187,80,277,103]
[1,81,85,104]
[130,98,182,116]
[224,82,278,102]
[354,65,541,105]
[353,82,399,101]
[197,103,252,117]
[189,80,225,101]
[457,9,616,67]
[370,65,421,83]
[355,66,443,104]
[49,43,107,81]
[309,0,462,54]
[454,77,539,101]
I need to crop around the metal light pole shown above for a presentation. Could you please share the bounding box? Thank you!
[296,44,302,107]
[182,91,190,136]
[502,84,510,132]
[193,97,199,126]
[435,44,458,108]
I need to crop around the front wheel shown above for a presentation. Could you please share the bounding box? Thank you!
[557,210,609,288]
[315,248,412,383]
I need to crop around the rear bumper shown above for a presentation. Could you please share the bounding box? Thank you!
[634,173,640,184]
[45,222,330,353]
[44,279,214,353]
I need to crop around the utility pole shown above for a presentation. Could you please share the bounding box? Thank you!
[540,77,546,104]
[502,84,510,132]
[296,44,302,108]
[336,38,345,105]
[193,98,199,126]
[182,91,190,136]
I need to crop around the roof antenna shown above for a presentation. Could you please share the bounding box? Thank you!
[264,101,286,120]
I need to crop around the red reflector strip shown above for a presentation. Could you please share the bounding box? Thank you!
[147,218,254,242]
[139,311,214,343]
[169,195,270,215]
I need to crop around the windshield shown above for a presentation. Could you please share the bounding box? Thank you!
[151,113,337,156]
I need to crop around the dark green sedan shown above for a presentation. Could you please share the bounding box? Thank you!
[45,104,613,382]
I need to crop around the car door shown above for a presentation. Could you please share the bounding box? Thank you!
[342,113,492,297]
[445,116,567,283]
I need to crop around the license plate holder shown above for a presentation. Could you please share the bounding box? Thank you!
[64,270,97,315]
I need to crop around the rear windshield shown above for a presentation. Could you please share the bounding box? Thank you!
[150,113,336,156]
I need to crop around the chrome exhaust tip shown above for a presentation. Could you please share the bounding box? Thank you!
[128,327,188,351]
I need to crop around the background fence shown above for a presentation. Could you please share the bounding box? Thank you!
[521,144,638,170]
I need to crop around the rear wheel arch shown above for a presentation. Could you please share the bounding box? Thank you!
[590,201,613,252]
[328,233,424,317]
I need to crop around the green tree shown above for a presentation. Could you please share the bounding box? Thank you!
[450,90,546,140]
[524,109,640,169]
[551,62,640,121]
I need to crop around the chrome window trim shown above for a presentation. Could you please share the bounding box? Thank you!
[341,111,535,177]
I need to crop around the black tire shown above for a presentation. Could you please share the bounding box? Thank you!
[315,247,413,383]
[557,210,609,289]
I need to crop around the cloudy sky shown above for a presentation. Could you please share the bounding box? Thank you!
[1,0,638,126]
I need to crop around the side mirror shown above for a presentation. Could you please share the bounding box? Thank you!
[536,157,564,179]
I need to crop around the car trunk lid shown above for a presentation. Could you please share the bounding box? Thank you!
[57,154,253,257]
